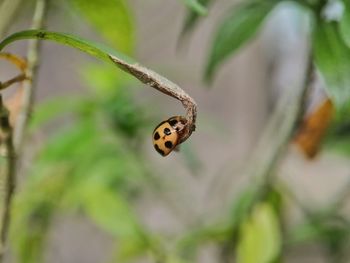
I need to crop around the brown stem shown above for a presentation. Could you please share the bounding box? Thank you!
[13,0,48,150]
[109,55,197,142]
[0,53,27,71]
[0,74,27,90]
[0,0,48,259]
[0,95,15,261]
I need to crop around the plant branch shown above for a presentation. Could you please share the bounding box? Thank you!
[0,0,48,259]
[0,0,24,259]
[0,96,15,261]
[219,53,314,263]
[247,54,314,187]
[13,0,48,150]
[0,30,197,143]
[109,55,197,141]
[0,74,27,91]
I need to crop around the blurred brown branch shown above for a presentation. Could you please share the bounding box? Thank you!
[0,74,27,91]
[0,96,15,261]
[14,0,48,150]
[0,0,48,260]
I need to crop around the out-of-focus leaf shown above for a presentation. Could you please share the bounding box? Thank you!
[11,116,149,262]
[167,256,191,263]
[181,0,212,36]
[340,0,350,47]
[230,187,257,226]
[288,213,350,250]
[10,166,70,263]
[30,97,94,130]
[68,0,135,54]
[236,202,281,263]
[115,237,150,262]
[79,182,141,238]
[180,0,207,15]
[80,64,130,97]
[313,20,350,108]
[205,0,277,82]
[176,223,231,260]
[80,64,148,138]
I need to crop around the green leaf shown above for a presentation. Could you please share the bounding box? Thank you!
[80,63,129,97]
[0,30,187,109]
[68,0,135,54]
[115,237,150,261]
[78,182,141,238]
[205,0,277,82]
[180,0,208,15]
[176,223,231,259]
[236,202,281,263]
[230,187,257,225]
[181,0,212,36]
[340,0,350,47]
[10,166,70,263]
[30,96,93,130]
[0,30,132,64]
[313,20,350,108]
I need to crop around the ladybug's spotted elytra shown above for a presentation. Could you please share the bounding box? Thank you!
[152,116,187,156]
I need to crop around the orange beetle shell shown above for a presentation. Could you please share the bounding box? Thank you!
[152,116,187,156]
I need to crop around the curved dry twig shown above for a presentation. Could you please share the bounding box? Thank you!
[109,55,197,143]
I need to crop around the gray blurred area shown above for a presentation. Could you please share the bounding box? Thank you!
[1,0,350,262]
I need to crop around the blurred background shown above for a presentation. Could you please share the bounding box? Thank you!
[1,0,350,262]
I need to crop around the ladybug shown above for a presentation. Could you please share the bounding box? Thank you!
[152,116,187,156]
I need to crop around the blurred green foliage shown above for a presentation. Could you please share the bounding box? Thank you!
[67,0,135,55]
[237,202,281,263]
[11,63,159,262]
[180,0,208,16]
[313,20,350,108]
[204,0,278,82]
[340,1,350,47]
[4,0,350,263]
[181,0,212,36]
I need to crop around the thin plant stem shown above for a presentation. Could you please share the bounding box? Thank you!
[0,0,24,259]
[13,0,48,150]
[219,54,314,263]
[0,74,27,91]
[0,96,15,261]
[0,0,48,259]
[247,57,314,187]
[109,55,197,142]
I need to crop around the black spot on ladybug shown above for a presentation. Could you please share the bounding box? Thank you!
[154,132,160,140]
[154,144,165,156]
[164,128,171,135]
[165,141,173,149]
[169,119,178,126]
